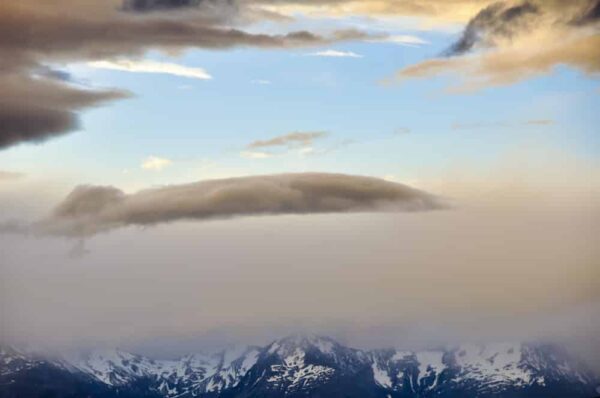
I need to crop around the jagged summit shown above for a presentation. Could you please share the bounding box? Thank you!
[1,337,598,398]
[265,334,341,357]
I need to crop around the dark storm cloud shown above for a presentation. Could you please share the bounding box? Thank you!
[0,73,129,149]
[0,1,375,150]
[32,173,443,237]
[571,0,600,25]
[445,1,539,56]
[123,0,209,12]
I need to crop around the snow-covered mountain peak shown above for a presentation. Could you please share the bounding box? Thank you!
[267,334,339,358]
[2,338,598,398]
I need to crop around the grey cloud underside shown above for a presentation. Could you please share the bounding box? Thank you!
[122,0,217,12]
[0,74,128,149]
[35,173,443,237]
[121,0,239,16]
[444,0,599,56]
[445,0,539,56]
[0,1,374,150]
[572,0,600,25]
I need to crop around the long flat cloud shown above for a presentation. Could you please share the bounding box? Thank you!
[33,173,443,237]
[0,0,374,149]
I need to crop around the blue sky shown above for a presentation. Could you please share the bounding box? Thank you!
[1,11,597,192]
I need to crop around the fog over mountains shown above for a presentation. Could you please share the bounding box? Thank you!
[2,334,599,398]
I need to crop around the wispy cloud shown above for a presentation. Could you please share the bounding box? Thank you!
[240,151,274,159]
[394,127,412,135]
[141,156,172,171]
[370,35,428,46]
[247,131,327,149]
[251,79,272,85]
[452,120,555,130]
[88,59,213,80]
[524,119,555,126]
[307,50,363,58]
[241,132,351,159]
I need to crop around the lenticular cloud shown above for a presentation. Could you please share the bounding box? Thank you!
[34,173,444,237]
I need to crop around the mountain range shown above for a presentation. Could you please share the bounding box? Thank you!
[1,335,598,398]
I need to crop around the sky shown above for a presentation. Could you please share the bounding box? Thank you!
[0,0,599,368]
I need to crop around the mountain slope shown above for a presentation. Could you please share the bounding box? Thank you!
[1,336,598,398]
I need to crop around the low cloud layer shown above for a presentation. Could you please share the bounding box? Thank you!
[0,171,25,180]
[31,173,442,237]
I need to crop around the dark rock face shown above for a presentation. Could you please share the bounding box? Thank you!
[1,337,598,398]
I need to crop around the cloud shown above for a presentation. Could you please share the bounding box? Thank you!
[251,79,272,85]
[307,49,363,58]
[88,59,213,80]
[67,239,90,259]
[0,220,30,235]
[243,131,328,159]
[524,119,554,126]
[451,119,554,129]
[394,33,600,91]
[141,156,173,171]
[0,1,376,150]
[395,127,412,135]
[240,150,274,159]
[369,35,428,46]
[391,0,600,90]
[445,1,540,56]
[0,171,25,180]
[247,131,327,149]
[27,173,442,237]
[254,0,497,26]
[0,73,129,150]
[122,0,212,13]
[571,0,600,25]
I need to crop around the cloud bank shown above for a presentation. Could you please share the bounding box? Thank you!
[0,171,25,180]
[32,173,442,236]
